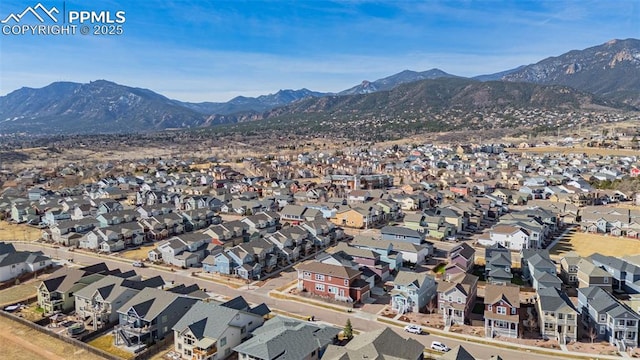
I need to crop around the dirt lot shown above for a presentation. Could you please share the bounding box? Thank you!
[0,222,42,242]
[550,231,640,258]
[119,245,156,261]
[0,279,39,307]
[0,315,103,360]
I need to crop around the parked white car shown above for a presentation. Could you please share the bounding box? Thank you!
[431,341,450,352]
[404,325,422,334]
[132,261,145,267]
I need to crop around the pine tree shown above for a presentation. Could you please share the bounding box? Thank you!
[343,319,353,339]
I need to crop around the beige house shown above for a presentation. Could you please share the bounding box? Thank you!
[537,287,578,344]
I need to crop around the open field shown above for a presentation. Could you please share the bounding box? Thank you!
[0,222,42,242]
[119,245,155,261]
[0,280,39,306]
[550,231,640,258]
[507,146,639,157]
[0,315,104,360]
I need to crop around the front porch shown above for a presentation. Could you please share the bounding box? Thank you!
[485,318,518,338]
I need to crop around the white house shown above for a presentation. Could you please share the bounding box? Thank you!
[478,225,533,251]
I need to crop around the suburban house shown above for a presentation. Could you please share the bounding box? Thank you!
[484,244,513,285]
[172,300,266,360]
[233,316,340,360]
[0,242,51,282]
[521,249,562,291]
[589,254,640,294]
[576,258,613,291]
[331,208,372,229]
[296,261,370,303]
[560,252,581,287]
[578,286,640,351]
[449,243,475,272]
[390,270,437,314]
[537,287,578,345]
[114,287,200,350]
[381,226,425,245]
[37,263,111,314]
[149,232,210,268]
[74,274,164,330]
[347,236,404,270]
[437,273,479,326]
[484,284,521,338]
[333,242,390,281]
[478,225,537,251]
[322,327,424,360]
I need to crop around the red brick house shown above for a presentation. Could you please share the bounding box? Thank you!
[484,284,521,338]
[297,261,370,303]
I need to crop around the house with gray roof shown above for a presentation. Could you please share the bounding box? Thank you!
[233,316,340,360]
[390,269,437,314]
[172,300,265,360]
[590,253,640,294]
[578,286,640,351]
[577,258,612,291]
[537,287,578,344]
[440,345,477,360]
[37,263,111,314]
[115,287,199,350]
[381,225,425,245]
[484,244,512,285]
[322,327,424,360]
[74,274,164,330]
[0,242,51,282]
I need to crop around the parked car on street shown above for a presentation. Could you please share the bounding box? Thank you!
[404,324,422,334]
[431,341,450,352]
[132,261,145,267]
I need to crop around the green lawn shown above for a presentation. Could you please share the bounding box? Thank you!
[432,263,446,274]
[511,275,525,286]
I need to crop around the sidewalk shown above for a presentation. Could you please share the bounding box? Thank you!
[268,287,626,359]
[379,315,624,360]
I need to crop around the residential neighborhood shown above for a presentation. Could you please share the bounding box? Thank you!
[1,135,640,360]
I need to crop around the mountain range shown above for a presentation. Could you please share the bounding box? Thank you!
[0,38,638,134]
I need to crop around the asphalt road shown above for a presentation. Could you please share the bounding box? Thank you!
[16,243,577,360]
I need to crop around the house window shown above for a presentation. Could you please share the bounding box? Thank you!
[603,277,609,284]
[344,279,349,286]
[600,327,605,334]
[558,313,563,320]
[457,297,462,304]
[511,308,516,315]
[600,315,606,323]
[219,337,227,347]
[328,286,338,294]
[440,293,445,299]
[315,274,325,281]
[315,284,325,292]
[488,305,492,311]
[497,306,506,315]
[303,272,311,278]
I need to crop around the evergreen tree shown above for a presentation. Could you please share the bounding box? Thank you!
[343,319,353,339]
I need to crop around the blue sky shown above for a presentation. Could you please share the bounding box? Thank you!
[1,0,639,102]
